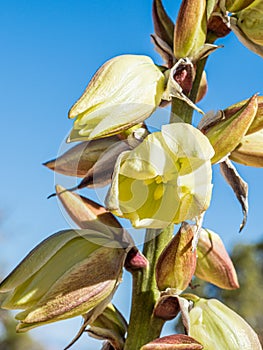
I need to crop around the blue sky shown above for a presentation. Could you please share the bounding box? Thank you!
[0,1,263,349]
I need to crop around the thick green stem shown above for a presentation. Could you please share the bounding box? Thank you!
[170,58,207,124]
[124,226,174,350]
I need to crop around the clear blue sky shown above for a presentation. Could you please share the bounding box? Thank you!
[1,1,263,349]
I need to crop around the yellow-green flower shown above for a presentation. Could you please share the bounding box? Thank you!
[234,0,263,46]
[230,129,263,167]
[188,297,262,350]
[0,229,127,332]
[229,0,263,57]
[106,123,214,228]
[68,55,165,141]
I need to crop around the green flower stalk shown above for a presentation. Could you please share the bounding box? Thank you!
[188,297,262,350]
[0,229,127,332]
[68,55,165,141]
[106,123,214,228]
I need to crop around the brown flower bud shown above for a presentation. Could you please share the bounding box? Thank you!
[43,136,120,177]
[156,223,197,294]
[154,294,180,320]
[225,0,255,12]
[195,228,239,289]
[230,129,263,167]
[124,247,148,271]
[199,94,258,163]
[141,334,203,350]
[174,0,207,59]
[56,185,134,248]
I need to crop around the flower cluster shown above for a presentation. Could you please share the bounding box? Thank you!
[1,0,263,349]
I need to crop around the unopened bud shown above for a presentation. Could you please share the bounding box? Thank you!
[154,294,180,320]
[199,94,258,163]
[225,0,255,12]
[195,228,239,289]
[188,297,262,350]
[141,334,203,350]
[223,95,263,135]
[0,229,126,332]
[156,223,197,294]
[230,129,263,167]
[234,0,263,46]
[87,303,127,350]
[174,0,207,59]
[124,247,148,271]
[43,136,120,177]
[68,55,165,141]
[56,185,134,248]
[152,0,174,50]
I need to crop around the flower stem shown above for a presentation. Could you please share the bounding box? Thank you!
[124,226,173,350]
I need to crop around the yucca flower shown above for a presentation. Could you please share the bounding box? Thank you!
[68,55,165,141]
[106,123,214,228]
[188,296,262,350]
[0,229,127,332]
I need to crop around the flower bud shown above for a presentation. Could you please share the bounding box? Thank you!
[223,95,263,135]
[0,229,127,332]
[162,59,204,114]
[68,55,165,141]
[56,185,134,248]
[87,303,127,350]
[174,0,207,59]
[234,0,263,46]
[43,136,120,177]
[230,12,263,57]
[124,247,148,271]
[106,123,214,228]
[154,294,181,320]
[195,228,239,289]
[199,94,258,163]
[188,297,262,349]
[207,13,231,38]
[225,0,255,12]
[152,0,174,50]
[141,334,203,350]
[230,129,263,167]
[156,223,197,293]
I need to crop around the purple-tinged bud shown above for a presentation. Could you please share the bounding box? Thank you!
[156,223,197,294]
[174,0,207,59]
[199,94,258,163]
[230,129,263,167]
[141,334,203,350]
[124,247,148,271]
[195,228,239,289]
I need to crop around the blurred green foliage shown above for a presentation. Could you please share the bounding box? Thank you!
[0,310,44,350]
